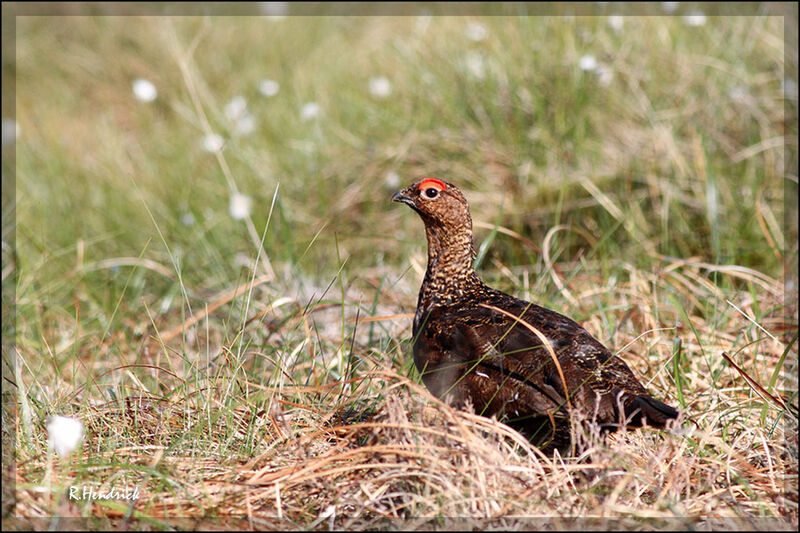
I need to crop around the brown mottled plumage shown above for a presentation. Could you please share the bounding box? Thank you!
[393,178,678,450]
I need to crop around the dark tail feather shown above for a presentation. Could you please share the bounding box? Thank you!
[626,395,680,428]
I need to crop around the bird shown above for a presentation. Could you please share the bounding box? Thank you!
[392,178,679,451]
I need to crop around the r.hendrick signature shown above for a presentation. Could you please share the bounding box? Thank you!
[69,485,140,501]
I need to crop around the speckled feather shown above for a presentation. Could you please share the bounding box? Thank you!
[393,179,678,449]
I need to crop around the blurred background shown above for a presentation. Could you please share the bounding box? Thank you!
[2,4,798,523]
[1,2,797,385]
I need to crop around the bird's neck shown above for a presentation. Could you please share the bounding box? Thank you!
[424,222,476,276]
[415,222,483,327]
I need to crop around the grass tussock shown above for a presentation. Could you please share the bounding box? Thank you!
[3,6,798,529]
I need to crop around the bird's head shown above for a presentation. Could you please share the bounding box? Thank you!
[391,178,471,229]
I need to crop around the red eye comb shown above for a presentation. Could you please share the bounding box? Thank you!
[418,179,446,191]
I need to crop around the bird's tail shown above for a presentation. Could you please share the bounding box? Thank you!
[626,395,680,428]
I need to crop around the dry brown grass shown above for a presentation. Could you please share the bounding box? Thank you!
[8,255,798,529]
[10,373,797,529]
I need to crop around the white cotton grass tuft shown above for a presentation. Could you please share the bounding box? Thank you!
[683,12,707,26]
[465,22,488,42]
[368,77,392,99]
[229,192,253,220]
[222,96,257,136]
[608,15,624,32]
[728,86,749,103]
[661,2,680,14]
[596,63,614,86]
[259,2,288,18]
[47,415,84,458]
[202,133,224,153]
[783,78,798,102]
[132,78,157,103]
[235,252,253,268]
[224,96,248,120]
[579,55,598,72]
[384,170,400,188]
[464,52,486,80]
[235,113,257,136]
[259,79,280,97]
[300,102,320,120]
[415,14,432,33]
[2,119,19,146]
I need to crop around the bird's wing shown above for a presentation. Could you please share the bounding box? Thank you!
[414,303,570,419]
[414,298,677,427]
[484,298,680,427]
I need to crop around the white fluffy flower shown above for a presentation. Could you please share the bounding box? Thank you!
[132,78,157,103]
[783,78,798,102]
[661,2,680,14]
[202,133,224,153]
[259,79,280,97]
[684,12,707,26]
[384,171,400,188]
[415,14,432,33]
[608,15,624,32]
[300,102,320,120]
[223,96,256,136]
[235,113,256,136]
[47,416,84,458]
[596,63,614,86]
[259,2,288,18]
[579,55,598,71]
[224,96,247,120]
[465,52,486,80]
[368,77,392,99]
[1,119,19,146]
[229,192,252,220]
[728,86,749,103]
[235,252,253,268]
[465,22,488,42]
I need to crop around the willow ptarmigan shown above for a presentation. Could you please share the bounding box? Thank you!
[393,178,678,450]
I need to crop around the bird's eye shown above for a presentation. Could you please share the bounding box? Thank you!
[421,187,440,200]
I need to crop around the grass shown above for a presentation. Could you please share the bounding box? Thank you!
[3,6,798,530]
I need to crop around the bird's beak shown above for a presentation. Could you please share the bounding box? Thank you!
[391,189,415,207]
